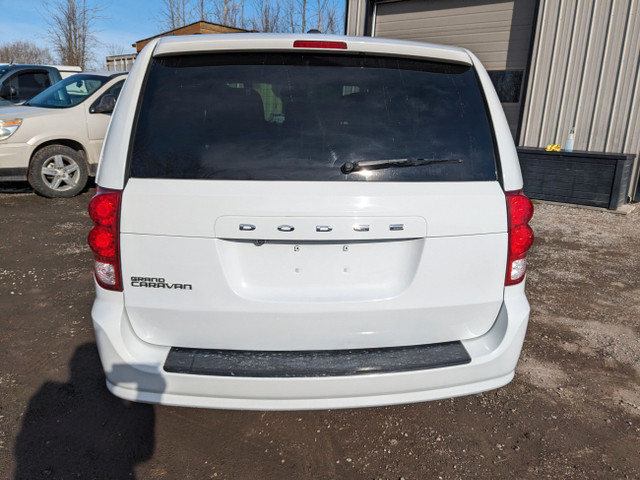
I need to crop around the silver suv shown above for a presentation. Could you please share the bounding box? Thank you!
[89,34,534,410]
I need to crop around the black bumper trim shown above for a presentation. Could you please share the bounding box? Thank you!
[163,341,471,378]
[0,167,28,181]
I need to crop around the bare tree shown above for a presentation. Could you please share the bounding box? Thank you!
[299,0,308,32]
[104,42,130,56]
[313,0,324,31]
[212,0,244,28]
[193,0,212,22]
[159,0,192,30]
[314,0,339,33]
[282,0,297,32]
[250,0,282,32]
[0,41,54,64]
[153,0,342,34]
[281,0,306,32]
[239,1,246,29]
[280,0,340,34]
[43,0,102,69]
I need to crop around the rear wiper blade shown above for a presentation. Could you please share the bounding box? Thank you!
[340,157,462,174]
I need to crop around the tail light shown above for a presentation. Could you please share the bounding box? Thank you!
[88,187,123,291]
[505,190,534,285]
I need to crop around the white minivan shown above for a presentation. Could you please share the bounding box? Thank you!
[89,34,534,410]
[0,72,126,197]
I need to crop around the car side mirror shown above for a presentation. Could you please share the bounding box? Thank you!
[0,85,17,99]
[92,94,117,114]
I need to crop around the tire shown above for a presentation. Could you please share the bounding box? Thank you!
[28,145,89,198]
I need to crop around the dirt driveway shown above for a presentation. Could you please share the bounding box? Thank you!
[1,187,639,479]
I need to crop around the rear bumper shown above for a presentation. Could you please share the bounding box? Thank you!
[92,282,530,410]
[163,341,471,377]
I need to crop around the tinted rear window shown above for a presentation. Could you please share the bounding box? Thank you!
[130,53,497,182]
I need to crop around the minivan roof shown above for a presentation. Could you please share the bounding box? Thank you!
[152,33,473,66]
[67,71,128,78]
[0,64,58,70]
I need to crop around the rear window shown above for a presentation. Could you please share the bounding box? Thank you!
[130,53,497,182]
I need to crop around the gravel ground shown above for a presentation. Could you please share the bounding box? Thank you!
[0,187,639,479]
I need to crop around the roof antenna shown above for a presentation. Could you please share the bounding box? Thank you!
[307,29,322,34]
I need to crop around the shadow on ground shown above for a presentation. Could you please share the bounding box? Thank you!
[13,343,156,480]
[0,181,32,194]
[0,178,95,195]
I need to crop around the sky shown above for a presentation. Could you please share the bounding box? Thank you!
[0,0,197,67]
[0,0,347,68]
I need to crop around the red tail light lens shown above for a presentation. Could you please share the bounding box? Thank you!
[293,40,348,49]
[507,194,534,226]
[88,193,119,227]
[505,190,534,285]
[510,224,534,256]
[88,227,117,258]
[88,187,122,291]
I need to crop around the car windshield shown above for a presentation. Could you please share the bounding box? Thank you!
[26,74,109,108]
[0,66,9,76]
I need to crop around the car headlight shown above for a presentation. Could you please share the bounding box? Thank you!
[0,119,22,141]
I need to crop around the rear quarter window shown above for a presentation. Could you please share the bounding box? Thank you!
[130,53,497,182]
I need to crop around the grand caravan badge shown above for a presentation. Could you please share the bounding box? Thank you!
[130,277,192,290]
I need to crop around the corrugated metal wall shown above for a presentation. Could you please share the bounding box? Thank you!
[373,0,533,69]
[346,0,371,35]
[373,0,537,137]
[521,0,640,163]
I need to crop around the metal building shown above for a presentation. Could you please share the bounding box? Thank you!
[346,0,640,201]
[105,54,137,72]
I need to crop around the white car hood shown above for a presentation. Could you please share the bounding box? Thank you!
[0,105,62,120]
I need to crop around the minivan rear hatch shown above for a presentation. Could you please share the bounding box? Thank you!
[118,50,508,351]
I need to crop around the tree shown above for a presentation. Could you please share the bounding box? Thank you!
[280,0,341,34]
[281,0,306,33]
[299,0,308,32]
[212,0,244,29]
[43,0,102,70]
[159,0,192,30]
[154,0,344,34]
[0,41,53,64]
[193,0,212,22]
[250,0,282,32]
[313,0,339,33]
[104,42,131,56]
[282,0,297,32]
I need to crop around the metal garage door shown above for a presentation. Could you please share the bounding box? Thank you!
[373,0,537,138]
